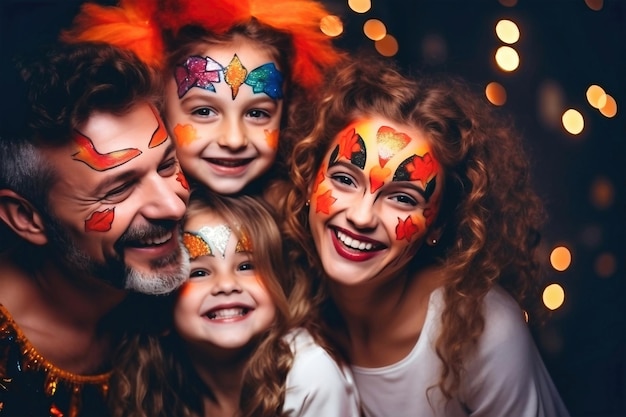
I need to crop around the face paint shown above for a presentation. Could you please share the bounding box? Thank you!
[174,55,284,100]
[148,106,169,148]
[176,171,189,190]
[84,207,115,232]
[72,131,142,171]
[184,224,252,260]
[265,129,279,150]
[173,123,198,147]
[308,117,445,287]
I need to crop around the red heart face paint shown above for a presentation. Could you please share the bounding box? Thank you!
[308,117,444,287]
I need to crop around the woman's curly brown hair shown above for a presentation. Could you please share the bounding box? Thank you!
[278,54,546,399]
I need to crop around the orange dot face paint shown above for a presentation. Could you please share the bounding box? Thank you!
[307,117,445,287]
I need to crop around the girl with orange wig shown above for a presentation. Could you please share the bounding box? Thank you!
[62,0,344,199]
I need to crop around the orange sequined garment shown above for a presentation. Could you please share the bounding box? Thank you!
[0,305,111,417]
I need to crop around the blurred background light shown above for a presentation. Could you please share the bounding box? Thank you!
[375,34,399,57]
[550,246,572,271]
[562,109,584,135]
[543,283,566,310]
[495,46,520,71]
[485,81,507,106]
[495,19,520,44]
[320,15,344,37]
[363,19,387,41]
[348,0,371,13]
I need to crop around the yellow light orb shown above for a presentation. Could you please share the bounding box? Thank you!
[586,85,606,108]
[375,35,399,57]
[348,0,371,13]
[599,94,617,118]
[562,109,584,135]
[543,284,565,311]
[495,46,519,72]
[485,81,507,106]
[495,19,520,44]
[320,15,343,37]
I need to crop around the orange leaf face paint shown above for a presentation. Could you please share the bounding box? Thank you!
[264,129,279,150]
[148,106,169,149]
[173,124,198,147]
[307,117,446,287]
[72,131,141,171]
[85,208,115,232]
[176,171,189,190]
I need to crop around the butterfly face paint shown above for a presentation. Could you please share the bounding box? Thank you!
[175,54,284,100]
[308,117,444,287]
[165,41,283,195]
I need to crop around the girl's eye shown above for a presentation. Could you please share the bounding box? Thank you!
[190,269,210,278]
[246,109,271,119]
[192,107,216,117]
[238,261,255,271]
[331,174,355,187]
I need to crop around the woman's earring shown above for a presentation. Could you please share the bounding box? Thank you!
[305,199,310,207]
[430,238,438,246]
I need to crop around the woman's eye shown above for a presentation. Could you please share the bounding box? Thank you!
[390,194,418,206]
[331,174,355,187]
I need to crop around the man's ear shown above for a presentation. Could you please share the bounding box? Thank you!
[0,189,48,246]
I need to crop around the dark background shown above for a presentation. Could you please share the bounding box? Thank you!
[1,0,624,416]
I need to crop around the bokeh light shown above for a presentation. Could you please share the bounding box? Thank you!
[348,0,371,13]
[594,253,617,278]
[550,246,572,271]
[590,176,615,210]
[375,34,399,57]
[495,46,519,71]
[585,0,603,11]
[599,94,617,117]
[586,84,606,108]
[485,81,507,106]
[320,15,343,37]
[363,19,386,41]
[543,284,566,310]
[562,109,584,135]
[538,80,565,130]
[498,0,518,6]
[495,19,520,44]
[421,34,447,66]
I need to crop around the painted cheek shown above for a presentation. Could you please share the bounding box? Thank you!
[85,207,115,232]
[312,168,325,194]
[173,123,199,147]
[177,281,194,298]
[395,214,423,242]
[264,129,279,150]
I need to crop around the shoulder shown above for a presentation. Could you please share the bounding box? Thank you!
[283,328,361,417]
[461,287,570,416]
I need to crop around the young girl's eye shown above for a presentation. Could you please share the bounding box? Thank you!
[246,109,271,119]
[190,269,210,279]
[238,261,255,271]
[192,107,216,117]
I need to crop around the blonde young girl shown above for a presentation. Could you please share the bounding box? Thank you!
[110,190,360,417]
[62,0,344,199]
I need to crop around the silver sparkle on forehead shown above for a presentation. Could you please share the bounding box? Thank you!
[196,225,232,259]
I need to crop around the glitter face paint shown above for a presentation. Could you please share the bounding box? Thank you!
[184,224,252,260]
[174,54,284,100]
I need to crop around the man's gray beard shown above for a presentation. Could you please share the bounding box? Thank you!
[43,212,189,295]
